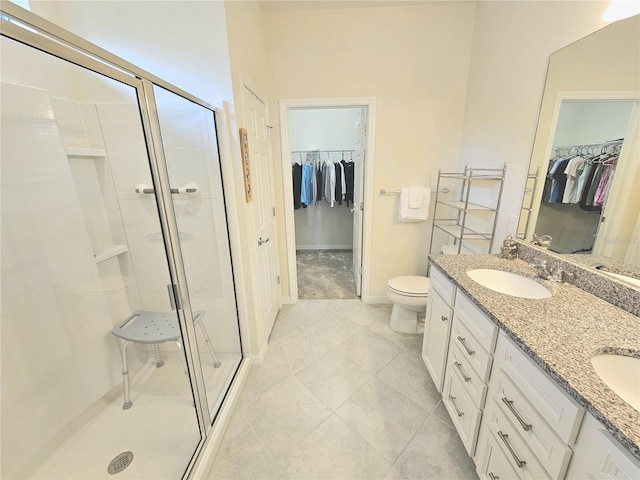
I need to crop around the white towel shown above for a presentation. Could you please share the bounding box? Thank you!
[408,186,423,208]
[399,187,430,222]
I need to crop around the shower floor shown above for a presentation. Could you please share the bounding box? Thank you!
[31,351,239,480]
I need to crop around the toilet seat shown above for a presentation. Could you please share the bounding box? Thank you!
[387,275,430,297]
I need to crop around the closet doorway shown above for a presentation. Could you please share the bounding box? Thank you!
[280,98,375,302]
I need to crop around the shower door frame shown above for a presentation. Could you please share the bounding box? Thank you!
[1,1,246,476]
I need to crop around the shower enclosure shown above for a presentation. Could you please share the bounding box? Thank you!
[1,5,242,479]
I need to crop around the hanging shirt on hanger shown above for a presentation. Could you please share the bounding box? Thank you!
[549,158,570,203]
[292,163,302,209]
[334,162,343,206]
[593,160,616,206]
[301,161,314,206]
[562,156,585,204]
[324,160,336,207]
[316,163,323,203]
[311,162,318,205]
[342,160,355,208]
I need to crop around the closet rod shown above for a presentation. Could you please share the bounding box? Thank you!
[553,138,623,150]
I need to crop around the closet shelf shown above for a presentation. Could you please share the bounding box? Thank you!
[66,147,107,158]
[94,245,128,263]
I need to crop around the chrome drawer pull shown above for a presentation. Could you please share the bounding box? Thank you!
[501,397,532,432]
[488,473,499,480]
[448,394,464,417]
[497,431,526,468]
[456,335,475,355]
[454,361,471,382]
[441,315,448,322]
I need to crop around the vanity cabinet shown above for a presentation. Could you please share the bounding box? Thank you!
[476,331,584,480]
[442,291,498,455]
[565,412,640,480]
[422,266,456,392]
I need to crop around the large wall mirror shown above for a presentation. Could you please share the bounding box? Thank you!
[521,14,640,286]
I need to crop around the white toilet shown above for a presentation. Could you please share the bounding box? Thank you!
[386,244,458,334]
[386,275,430,334]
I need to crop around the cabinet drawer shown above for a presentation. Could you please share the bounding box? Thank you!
[451,316,494,382]
[491,369,572,479]
[476,426,521,480]
[494,332,584,444]
[483,402,551,480]
[448,339,488,408]
[454,291,498,353]
[422,288,453,393]
[443,367,482,456]
[430,265,456,306]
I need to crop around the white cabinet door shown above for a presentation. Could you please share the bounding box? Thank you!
[422,288,453,392]
[566,413,640,480]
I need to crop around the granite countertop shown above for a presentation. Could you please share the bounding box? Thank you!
[429,253,640,461]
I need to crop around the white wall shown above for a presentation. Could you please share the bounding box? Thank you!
[289,108,360,150]
[32,0,234,104]
[264,3,477,300]
[553,101,634,146]
[457,1,610,244]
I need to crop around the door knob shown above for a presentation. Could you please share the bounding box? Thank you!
[258,237,270,246]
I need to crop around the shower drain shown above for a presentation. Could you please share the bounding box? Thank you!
[107,451,134,475]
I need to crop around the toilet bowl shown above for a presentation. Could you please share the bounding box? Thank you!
[386,275,430,334]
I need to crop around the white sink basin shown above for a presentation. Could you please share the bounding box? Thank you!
[467,269,552,299]
[591,354,640,412]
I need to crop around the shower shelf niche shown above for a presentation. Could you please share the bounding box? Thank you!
[66,147,107,157]
[94,245,129,263]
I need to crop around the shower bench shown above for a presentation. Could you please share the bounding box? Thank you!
[111,310,222,409]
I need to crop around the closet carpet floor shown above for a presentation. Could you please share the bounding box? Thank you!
[296,249,358,299]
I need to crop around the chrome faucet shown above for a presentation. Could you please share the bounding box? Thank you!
[501,235,518,260]
[529,258,574,283]
[531,234,552,249]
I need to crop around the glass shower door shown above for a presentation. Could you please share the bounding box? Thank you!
[0,32,203,480]
[150,84,243,420]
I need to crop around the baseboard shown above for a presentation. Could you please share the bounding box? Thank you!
[296,245,353,250]
[280,295,293,305]
[250,341,268,365]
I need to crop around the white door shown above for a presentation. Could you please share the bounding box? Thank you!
[242,86,280,341]
[352,108,367,296]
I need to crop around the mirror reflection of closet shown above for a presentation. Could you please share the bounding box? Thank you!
[290,108,361,299]
[533,99,636,255]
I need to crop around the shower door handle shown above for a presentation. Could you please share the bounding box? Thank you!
[258,237,270,246]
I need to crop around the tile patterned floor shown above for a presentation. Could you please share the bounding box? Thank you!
[209,300,478,480]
